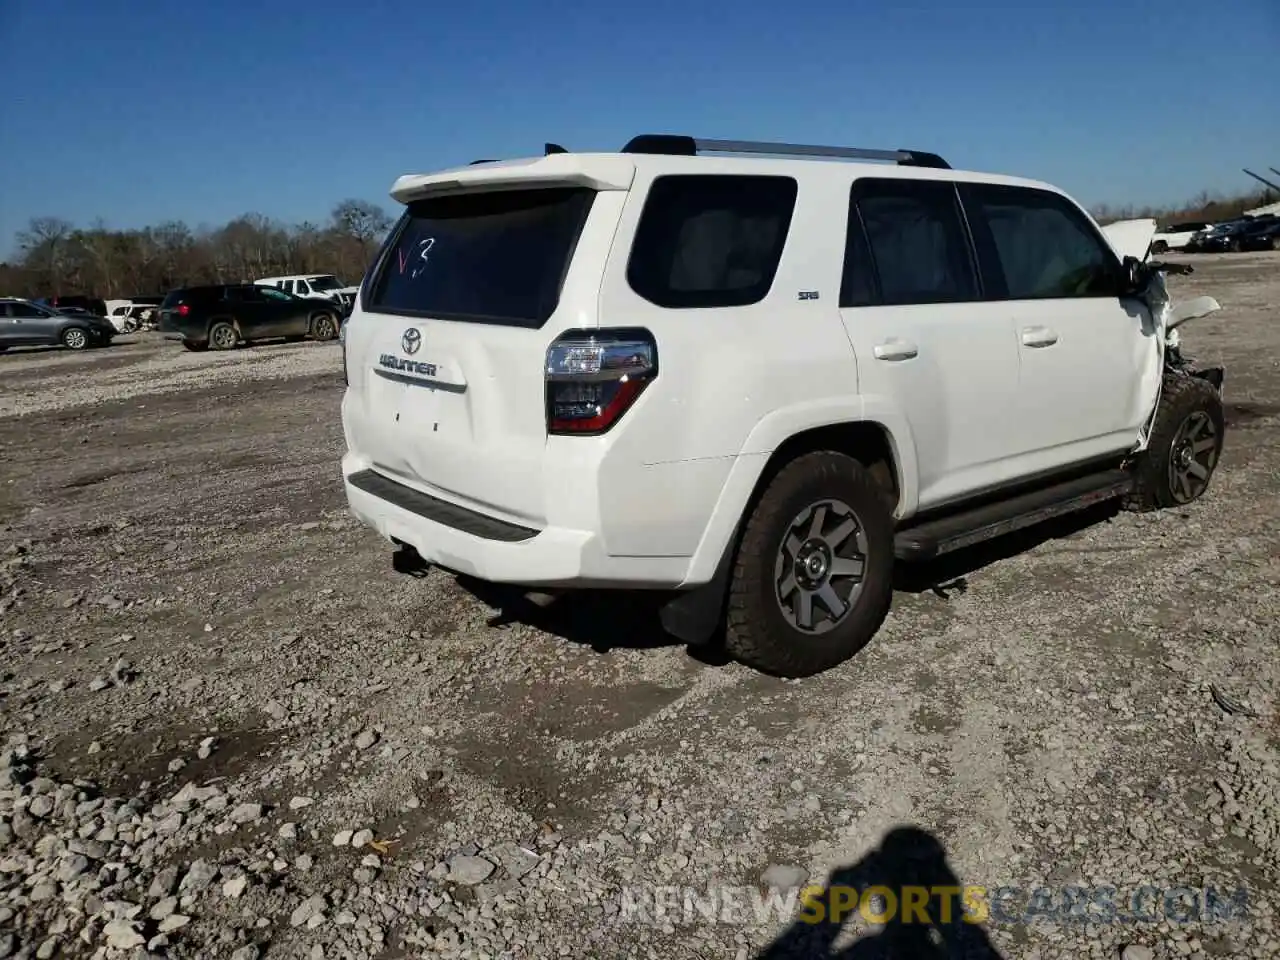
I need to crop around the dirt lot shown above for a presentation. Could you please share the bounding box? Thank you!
[1,253,1278,960]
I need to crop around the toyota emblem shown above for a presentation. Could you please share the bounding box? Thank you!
[401,328,422,355]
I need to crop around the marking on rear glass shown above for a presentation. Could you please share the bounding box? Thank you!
[410,238,436,279]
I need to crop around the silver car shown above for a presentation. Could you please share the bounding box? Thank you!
[0,298,117,352]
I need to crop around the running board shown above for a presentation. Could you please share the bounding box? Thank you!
[894,468,1134,562]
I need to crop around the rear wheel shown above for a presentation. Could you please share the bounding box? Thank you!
[310,313,338,341]
[208,322,237,350]
[62,327,88,350]
[724,451,894,678]
[1128,374,1225,511]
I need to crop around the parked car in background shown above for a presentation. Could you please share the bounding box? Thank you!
[1186,218,1257,253]
[47,295,108,317]
[106,300,162,332]
[255,274,359,312]
[1237,217,1280,252]
[0,298,117,351]
[1149,221,1212,254]
[157,283,343,351]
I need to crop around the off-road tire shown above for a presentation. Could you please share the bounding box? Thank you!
[208,321,237,351]
[724,451,895,678]
[1127,374,1225,512]
[310,312,339,341]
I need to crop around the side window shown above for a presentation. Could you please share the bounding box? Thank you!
[849,178,978,306]
[962,184,1122,300]
[281,280,294,294]
[10,302,44,318]
[296,279,311,295]
[840,205,878,308]
[627,175,797,309]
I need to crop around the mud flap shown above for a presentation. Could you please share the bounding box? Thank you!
[658,529,738,647]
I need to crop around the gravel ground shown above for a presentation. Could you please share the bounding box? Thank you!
[1,252,1278,960]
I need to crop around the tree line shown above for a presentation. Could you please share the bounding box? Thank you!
[1090,187,1275,227]
[1,187,1275,301]
[0,200,395,300]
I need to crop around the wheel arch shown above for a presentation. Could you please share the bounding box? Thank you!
[663,413,913,647]
[207,315,241,340]
[58,321,92,343]
[680,404,918,588]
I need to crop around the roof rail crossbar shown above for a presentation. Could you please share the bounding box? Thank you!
[620,134,950,169]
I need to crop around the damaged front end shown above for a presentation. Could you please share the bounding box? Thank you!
[1102,218,1226,450]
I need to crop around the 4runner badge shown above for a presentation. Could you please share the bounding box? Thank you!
[401,328,422,354]
[379,354,438,378]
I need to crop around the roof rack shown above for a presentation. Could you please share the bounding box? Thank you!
[619,134,950,170]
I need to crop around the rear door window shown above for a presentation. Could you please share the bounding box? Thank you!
[849,178,978,306]
[366,187,596,328]
[626,175,797,309]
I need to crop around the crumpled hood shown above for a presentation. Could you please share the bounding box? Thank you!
[1100,218,1158,262]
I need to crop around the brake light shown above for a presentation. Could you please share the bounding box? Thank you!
[177,304,190,316]
[545,329,657,435]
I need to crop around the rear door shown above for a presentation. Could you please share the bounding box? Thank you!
[0,303,23,345]
[343,185,603,525]
[837,177,1024,509]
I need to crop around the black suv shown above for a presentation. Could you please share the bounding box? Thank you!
[158,284,343,351]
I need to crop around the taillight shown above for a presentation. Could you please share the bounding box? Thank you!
[177,304,190,316]
[545,328,657,436]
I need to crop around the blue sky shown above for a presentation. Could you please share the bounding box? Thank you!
[1,0,1277,256]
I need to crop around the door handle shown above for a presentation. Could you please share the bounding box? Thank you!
[1021,326,1059,347]
[873,339,919,361]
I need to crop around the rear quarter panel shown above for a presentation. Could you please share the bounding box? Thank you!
[593,167,865,557]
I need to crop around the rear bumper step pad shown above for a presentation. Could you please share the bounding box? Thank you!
[347,469,539,543]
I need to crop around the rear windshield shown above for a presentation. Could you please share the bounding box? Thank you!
[365,187,595,327]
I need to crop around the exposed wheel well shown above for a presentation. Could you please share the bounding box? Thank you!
[755,422,901,516]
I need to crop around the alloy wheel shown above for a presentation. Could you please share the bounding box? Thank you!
[1167,411,1219,503]
[773,499,869,635]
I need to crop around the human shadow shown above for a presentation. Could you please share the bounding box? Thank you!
[756,825,1006,960]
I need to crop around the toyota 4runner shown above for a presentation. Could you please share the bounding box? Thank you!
[338,134,1227,678]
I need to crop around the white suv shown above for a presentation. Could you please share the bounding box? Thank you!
[339,135,1228,677]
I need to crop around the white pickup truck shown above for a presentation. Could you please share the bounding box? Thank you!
[255,274,359,312]
[1150,221,1213,254]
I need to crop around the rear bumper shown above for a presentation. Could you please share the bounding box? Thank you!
[342,453,691,588]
